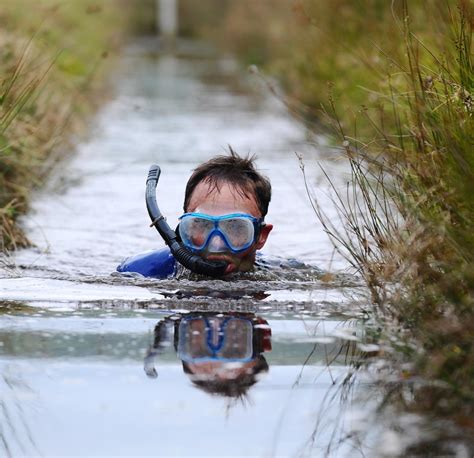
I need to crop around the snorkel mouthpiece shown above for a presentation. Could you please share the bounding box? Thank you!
[145,164,228,277]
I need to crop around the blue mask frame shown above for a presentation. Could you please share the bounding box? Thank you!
[178,212,264,254]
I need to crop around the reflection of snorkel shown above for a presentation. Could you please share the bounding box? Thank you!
[145,164,228,277]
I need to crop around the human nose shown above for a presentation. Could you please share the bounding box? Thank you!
[207,234,227,253]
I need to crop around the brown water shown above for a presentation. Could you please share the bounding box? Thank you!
[1,40,467,458]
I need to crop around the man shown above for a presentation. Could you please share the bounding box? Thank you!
[117,149,273,278]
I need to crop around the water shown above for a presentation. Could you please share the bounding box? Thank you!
[0,41,419,457]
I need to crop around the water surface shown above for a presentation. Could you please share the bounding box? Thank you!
[0,41,380,457]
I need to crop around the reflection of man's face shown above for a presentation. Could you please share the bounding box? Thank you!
[186,180,273,274]
[178,314,271,397]
[144,312,271,398]
[186,360,260,382]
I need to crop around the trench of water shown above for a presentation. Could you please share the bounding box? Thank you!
[0,40,438,457]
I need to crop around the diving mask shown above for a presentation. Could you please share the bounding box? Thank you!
[178,212,263,254]
[177,316,254,363]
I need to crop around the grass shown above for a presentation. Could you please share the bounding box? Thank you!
[302,0,473,433]
[0,0,140,251]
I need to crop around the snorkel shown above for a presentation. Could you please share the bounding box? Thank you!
[145,164,228,277]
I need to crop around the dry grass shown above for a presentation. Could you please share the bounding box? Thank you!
[303,0,473,428]
[0,0,138,250]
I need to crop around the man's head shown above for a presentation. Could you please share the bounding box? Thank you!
[181,148,272,274]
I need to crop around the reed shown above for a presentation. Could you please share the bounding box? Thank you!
[0,0,137,250]
[305,0,473,427]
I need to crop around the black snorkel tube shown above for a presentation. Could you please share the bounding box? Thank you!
[145,164,228,277]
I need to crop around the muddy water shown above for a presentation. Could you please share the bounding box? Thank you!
[0,42,381,457]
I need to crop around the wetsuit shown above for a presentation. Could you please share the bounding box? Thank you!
[117,248,313,279]
[117,247,177,279]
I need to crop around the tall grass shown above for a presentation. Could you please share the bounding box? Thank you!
[0,0,137,251]
[304,1,473,427]
[1,45,33,248]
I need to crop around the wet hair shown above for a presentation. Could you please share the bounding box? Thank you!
[183,147,272,217]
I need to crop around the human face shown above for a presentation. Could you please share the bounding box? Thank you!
[185,180,273,274]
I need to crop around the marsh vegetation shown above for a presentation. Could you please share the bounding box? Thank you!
[0,0,138,250]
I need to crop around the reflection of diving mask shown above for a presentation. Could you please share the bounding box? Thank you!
[178,213,263,254]
[177,316,254,363]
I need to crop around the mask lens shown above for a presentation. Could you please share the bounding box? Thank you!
[177,317,253,362]
[219,318,253,359]
[219,217,254,250]
[178,319,210,360]
[179,216,214,250]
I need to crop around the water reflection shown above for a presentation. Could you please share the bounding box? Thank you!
[145,311,272,398]
[0,370,39,458]
[0,304,381,455]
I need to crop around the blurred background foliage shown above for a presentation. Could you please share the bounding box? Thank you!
[0,0,141,249]
[178,0,464,134]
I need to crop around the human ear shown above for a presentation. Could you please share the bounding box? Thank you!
[255,224,273,250]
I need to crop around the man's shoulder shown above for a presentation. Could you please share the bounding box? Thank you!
[117,247,176,279]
